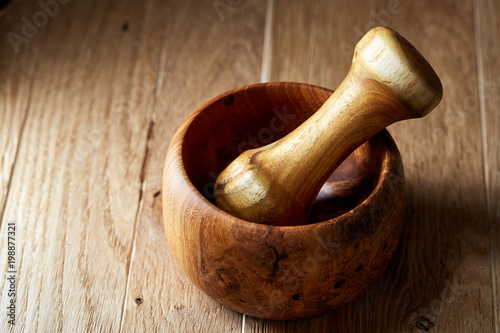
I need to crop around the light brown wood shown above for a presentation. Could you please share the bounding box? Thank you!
[0,0,159,331]
[0,0,496,331]
[246,0,495,331]
[214,27,442,226]
[121,0,266,331]
[163,82,405,319]
[364,0,495,332]
[0,1,40,232]
[475,0,500,328]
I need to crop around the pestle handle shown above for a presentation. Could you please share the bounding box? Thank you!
[214,27,443,226]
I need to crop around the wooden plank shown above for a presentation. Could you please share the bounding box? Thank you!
[245,0,372,331]
[0,0,167,331]
[475,0,500,329]
[121,0,266,332]
[0,1,41,226]
[366,0,494,331]
[248,0,495,331]
[268,0,373,87]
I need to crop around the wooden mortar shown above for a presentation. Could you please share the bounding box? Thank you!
[163,82,405,320]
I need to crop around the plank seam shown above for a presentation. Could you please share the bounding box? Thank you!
[119,119,155,332]
[260,0,274,83]
[473,0,491,213]
[472,0,498,331]
[119,2,173,329]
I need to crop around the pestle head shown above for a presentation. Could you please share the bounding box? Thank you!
[354,27,442,117]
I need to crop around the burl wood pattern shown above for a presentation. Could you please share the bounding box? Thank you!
[163,82,404,320]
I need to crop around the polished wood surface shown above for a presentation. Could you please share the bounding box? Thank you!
[0,0,497,331]
[214,27,442,226]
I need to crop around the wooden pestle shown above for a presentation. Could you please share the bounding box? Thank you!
[214,27,443,226]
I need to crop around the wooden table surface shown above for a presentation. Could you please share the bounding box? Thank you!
[0,0,498,332]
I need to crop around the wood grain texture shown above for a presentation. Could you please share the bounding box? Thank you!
[475,0,500,329]
[0,0,162,331]
[269,0,373,89]
[121,0,266,331]
[0,0,41,229]
[365,0,494,331]
[0,0,496,331]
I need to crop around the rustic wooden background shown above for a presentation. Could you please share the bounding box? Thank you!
[0,0,498,332]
